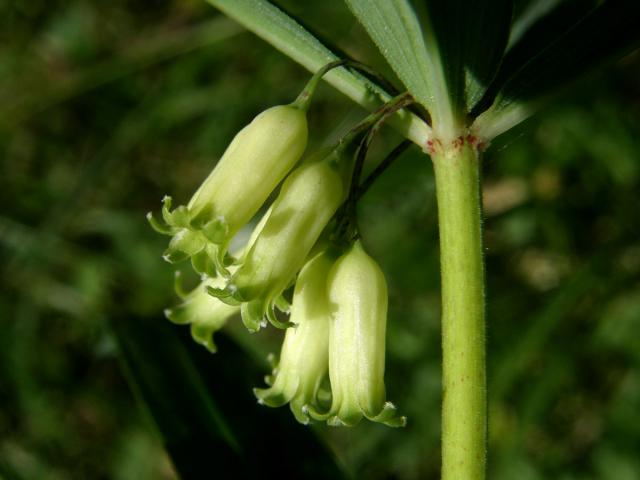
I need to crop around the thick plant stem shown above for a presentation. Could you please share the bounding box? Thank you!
[431,140,486,480]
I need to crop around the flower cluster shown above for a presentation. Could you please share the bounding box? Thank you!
[149,63,406,427]
[256,244,406,427]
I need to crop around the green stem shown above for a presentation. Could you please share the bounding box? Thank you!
[330,93,414,246]
[293,59,400,112]
[431,140,486,480]
[293,59,346,111]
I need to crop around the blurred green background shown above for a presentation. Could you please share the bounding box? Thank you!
[1,1,639,479]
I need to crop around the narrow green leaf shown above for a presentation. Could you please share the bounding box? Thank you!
[206,0,431,146]
[413,0,513,123]
[459,0,513,110]
[345,0,455,137]
[473,0,598,118]
[508,0,585,49]
[111,315,345,479]
[347,0,512,138]
[474,0,640,140]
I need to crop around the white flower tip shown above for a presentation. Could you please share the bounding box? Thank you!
[173,229,187,241]
[327,416,344,427]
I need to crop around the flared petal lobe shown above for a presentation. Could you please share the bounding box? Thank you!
[165,275,239,353]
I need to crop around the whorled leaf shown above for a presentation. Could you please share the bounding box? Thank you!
[474,0,640,140]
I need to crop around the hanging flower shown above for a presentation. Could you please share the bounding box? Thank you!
[254,250,335,424]
[164,273,239,353]
[211,148,351,332]
[309,241,405,427]
[148,103,308,276]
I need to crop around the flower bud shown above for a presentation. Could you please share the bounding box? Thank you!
[214,150,348,332]
[309,241,405,427]
[254,250,334,424]
[149,104,308,275]
[164,274,239,353]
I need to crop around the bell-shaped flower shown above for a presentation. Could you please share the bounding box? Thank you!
[164,273,240,353]
[148,103,308,276]
[309,241,405,427]
[211,148,350,332]
[254,250,334,424]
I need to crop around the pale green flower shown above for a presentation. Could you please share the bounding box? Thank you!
[148,104,308,276]
[254,250,335,424]
[309,241,405,427]
[212,149,349,332]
